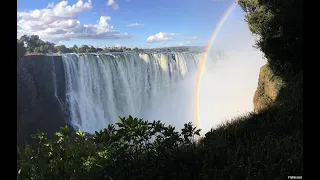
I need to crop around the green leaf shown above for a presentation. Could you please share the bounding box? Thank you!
[55,132,64,137]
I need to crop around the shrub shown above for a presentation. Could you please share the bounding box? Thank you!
[18,116,202,180]
[238,0,303,78]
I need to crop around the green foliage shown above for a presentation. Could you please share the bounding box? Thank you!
[18,117,202,180]
[34,47,40,54]
[39,44,49,54]
[19,35,56,54]
[20,35,41,53]
[238,0,302,78]
[260,64,285,92]
[71,45,79,53]
[18,34,196,55]
[88,46,97,53]
[78,45,89,53]
[77,45,104,53]
[18,34,144,55]
[55,45,70,54]
[103,47,110,53]
[133,47,139,51]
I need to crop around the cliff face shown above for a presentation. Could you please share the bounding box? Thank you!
[253,64,285,113]
[17,55,70,145]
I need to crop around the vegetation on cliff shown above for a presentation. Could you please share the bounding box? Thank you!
[17,35,197,56]
[238,0,302,79]
[253,64,285,113]
[17,35,141,54]
[17,0,302,179]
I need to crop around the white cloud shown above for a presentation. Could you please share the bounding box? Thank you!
[126,23,144,27]
[115,43,121,47]
[146,32,180,43]
[107,0,120,10]
[17,0,131,42]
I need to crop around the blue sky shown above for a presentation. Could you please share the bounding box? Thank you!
[17,0,251,49]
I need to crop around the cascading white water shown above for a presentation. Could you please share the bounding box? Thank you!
[50,56,58,98]
[62,52,202,133]
[62,49,264,134]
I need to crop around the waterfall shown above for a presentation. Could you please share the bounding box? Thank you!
[17,50,264,139]
[50,56,58,98]
[62,52,202,133]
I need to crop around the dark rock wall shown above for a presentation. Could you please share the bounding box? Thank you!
[17,55,70,145]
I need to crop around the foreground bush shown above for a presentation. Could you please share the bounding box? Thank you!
[18,116,202,180]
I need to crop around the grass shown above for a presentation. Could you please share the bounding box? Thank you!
[254,64,287,113]
[260,64,286,92]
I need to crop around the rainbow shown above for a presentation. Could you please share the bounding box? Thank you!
[194,0,239,135]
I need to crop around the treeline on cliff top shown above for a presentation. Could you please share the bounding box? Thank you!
[17,35,199,55]
[17,35,142,54]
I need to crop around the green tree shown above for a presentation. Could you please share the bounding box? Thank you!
[89,46,97,53]
[79,45,89,53]
[29,35,42,53]
[71,45,78,53]
[103,47,110,53]
[19,35,31,52]
[19,35,45,54]
[49,46,57,54]
[238,0,302,78]
[34,47,40,54]
[42,41,56,54]
[19,35,29,44]
[39,44,49,54]
[55,45,67,54]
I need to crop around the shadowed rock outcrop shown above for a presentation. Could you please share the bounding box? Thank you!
[17,55,70,145]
